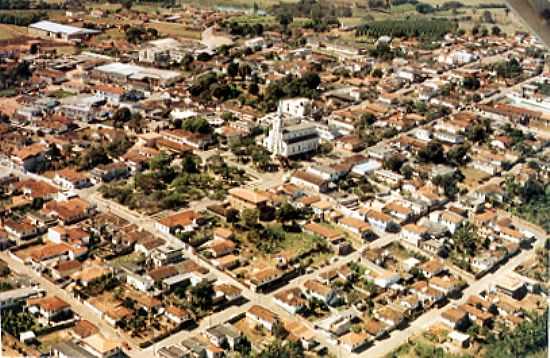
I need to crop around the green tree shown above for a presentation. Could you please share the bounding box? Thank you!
[277,13,293,29]
[112,107,132,124]
[189,281,214,310]
[417,141,445,164]
[276,203,300,225]
[383,154,405,172]
[257,339,304,358]
[234,335,252,356]
[452,221,478,257]
[227,62,239,77]
[485,309,548,358]
[242,208,259,227]
[446,144,470,166]
[182,117,212,134]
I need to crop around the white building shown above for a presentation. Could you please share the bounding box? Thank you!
[139,38,189,64]
[244,37,266,49]
[28,20,99,42]
[263,108,319,158]
[438,50,478,66]
[279,98,312,118]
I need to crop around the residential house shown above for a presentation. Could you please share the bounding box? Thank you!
[338,217,372,239]
[290,170,330,193]
[246,305,279,332]
[303,279,340,306]
[53,169,91,190]
[366,210,394,232]
[274,287,306,314]
[441,307,469,330]
[164,305,192,325]
[400,224,429,246]
[11,143,47,172]
[27,295,71,324]
[340,331,370,353]
[156,210,199,235]
[228,188,269,211]
[43,198,94,225]
[374,306,404,329]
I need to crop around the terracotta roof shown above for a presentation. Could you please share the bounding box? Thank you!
[363,318,386,336]
[402,223,428,234]
[250,267,280,284]
[304,279,331,296]
[158,210,199,228]
[440,210,464,224]
[421,259,445,274]
[247,305,278,323]
[304,223,342,240]
[28,295,69,312]
[148,265,178,282]
[16,179,58,198]
[12,143,47,161]
[340,217,371,232]
[274,287,306,307]
[228,188,269,204]
[340,331,370,346]
[384,202,412,215]
[73,320,99,338]
[166,305,190,318]
[458,304,493,321]
[54,259,82,272]
[291,170,327,187]
[72,266,108,283]
[376,306,404,323]
[208,239,236,255]
[55,168,88,183]
[30,243,71,261]
[213,227,233,239]
[213,283,241,297]
[43,198,91,221]
[105,306,133,320]
[442,307,467,322]
[367,209,392,223]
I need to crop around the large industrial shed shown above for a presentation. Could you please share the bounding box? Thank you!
[91,62,182,89]
[28,21,99,42]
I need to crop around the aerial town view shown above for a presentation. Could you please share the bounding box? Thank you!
[0,0,548,357]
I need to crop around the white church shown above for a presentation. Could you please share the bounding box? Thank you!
[263,98,320,158]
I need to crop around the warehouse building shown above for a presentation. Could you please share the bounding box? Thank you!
[91,62,182,89]
[28,21,99,42]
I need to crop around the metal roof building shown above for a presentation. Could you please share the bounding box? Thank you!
[29,21,99,41]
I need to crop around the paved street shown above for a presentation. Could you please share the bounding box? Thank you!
[0,251,138,351]
[357,232,546,358]
[1,149,546,358]
[0,58,546,356]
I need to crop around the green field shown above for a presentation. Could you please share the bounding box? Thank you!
[146,22,202,39]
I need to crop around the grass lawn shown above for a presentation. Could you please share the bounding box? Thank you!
[93,28,126,42]
[182,0,298,9]
[110,252,146,269]
[49,89,75,99]
[461,166,491,188]
[229,14,276,24]
[0,88,17,97]
[37,331,69,354]
[132,4,164,13]
[0,27,15,40]
[145,22,202,40]
[238,223,329,267]
[86,2,121,11]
